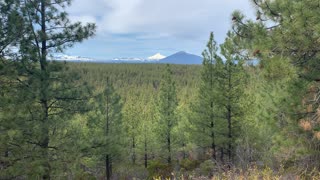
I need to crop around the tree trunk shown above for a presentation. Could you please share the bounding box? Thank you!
[105,155,111,180]
[227,64,232,163]
[105,79,111,180]
[144,138,148,168]
[220,148,224,163]
[40,0,50,179]
[227,104,232,162]
[210,101,216,160]
[182,143,186,159]
[210,60,216,160]
[167,133,171,164]
[132,136,136,164]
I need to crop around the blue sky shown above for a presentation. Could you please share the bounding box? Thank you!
[66,0,255,60]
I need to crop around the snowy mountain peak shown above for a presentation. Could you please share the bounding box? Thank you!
[147,53,166,60]
[51,54,94,61]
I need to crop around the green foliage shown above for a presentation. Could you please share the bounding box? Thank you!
[87,79,123,155]
[231,0,320,170]
[191,32,221,157]
[85,79,123,179]
[179,159,200,171]
[147,160,173,179]
[0,0,96,178]
[0,0,25,56]
[191,32,247,163]
[2,0,320,178]
[156,64,179,164]
[198,160,216,176]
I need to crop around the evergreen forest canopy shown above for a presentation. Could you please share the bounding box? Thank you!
[1,0,320,179]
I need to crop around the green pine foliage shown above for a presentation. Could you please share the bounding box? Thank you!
[1,0,96,179]
[2,0,320,178]
[231,0,320,170]
[190,32,222,160]
[86,78,123,180]
[218,32,247,163]
[156,64,179,165]
[191,32,247,164]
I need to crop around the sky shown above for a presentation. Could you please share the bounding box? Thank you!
[65,0,255,60]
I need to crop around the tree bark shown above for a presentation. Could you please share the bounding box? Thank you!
[144,137,148,168]
[106,155,111,180]
[227,66,232,163]
[167,133,171,164]
[132,136,136,164]
[220,148,224,163]
[40,0,50,179]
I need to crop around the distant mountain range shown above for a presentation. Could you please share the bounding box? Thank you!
[53,51,203,64]
[51,54,93,61]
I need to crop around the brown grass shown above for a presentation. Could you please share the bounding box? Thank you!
[153,166,320,180]
[299,119,312,131]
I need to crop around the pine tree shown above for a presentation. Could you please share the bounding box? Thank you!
[231,0,320,81]
[191,32,223,160]
[0,0,25,56]
[139,93,157,168]
[123,93,141,165]
[218,32,247,163]
[231,0,320,168]
[157,64,178,165]
[1,0,95,178]
[87,78,123,180]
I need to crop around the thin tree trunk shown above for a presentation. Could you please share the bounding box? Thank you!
[40,0,50,179]
[182,143,186,159]
[105,78,112,180]
[220,148,224,163]
[227,66,232,163]
[144,137,148,168]
[227,106,231,162]
[210,57,216,160]
[106,155,111,180]
[211,121,216,160]
[167,133,171,164]
[211,101,216,160]
[132,136,136,164]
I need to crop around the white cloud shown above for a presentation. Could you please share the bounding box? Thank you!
[65,0,256,58]
[68,0,255,41]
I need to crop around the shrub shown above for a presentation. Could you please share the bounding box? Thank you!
[198,160,216,176]
[147,160,173,179]
[179,159,200,171]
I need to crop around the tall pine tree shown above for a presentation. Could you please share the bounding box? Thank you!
[157,64,178,165]
[218,32,247,163]
[231,0,320,169]
[191,32,223,160]
[1,0,95,178]
[87,78,123,180]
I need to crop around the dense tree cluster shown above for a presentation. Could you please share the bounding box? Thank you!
[1,0,320,179]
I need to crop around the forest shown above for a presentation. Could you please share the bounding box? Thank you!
[1,0,320,179]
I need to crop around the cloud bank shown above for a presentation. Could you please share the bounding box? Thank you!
[66,0,255,58]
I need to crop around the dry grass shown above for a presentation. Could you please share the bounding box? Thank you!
[153,166,320,180]
[299,119,312,131]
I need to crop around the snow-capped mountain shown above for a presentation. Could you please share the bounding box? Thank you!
[48,51,202,64]
[112,57,144,61]
[147,53,166,61]
[51,54,94,61]
[112,53,166,62]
